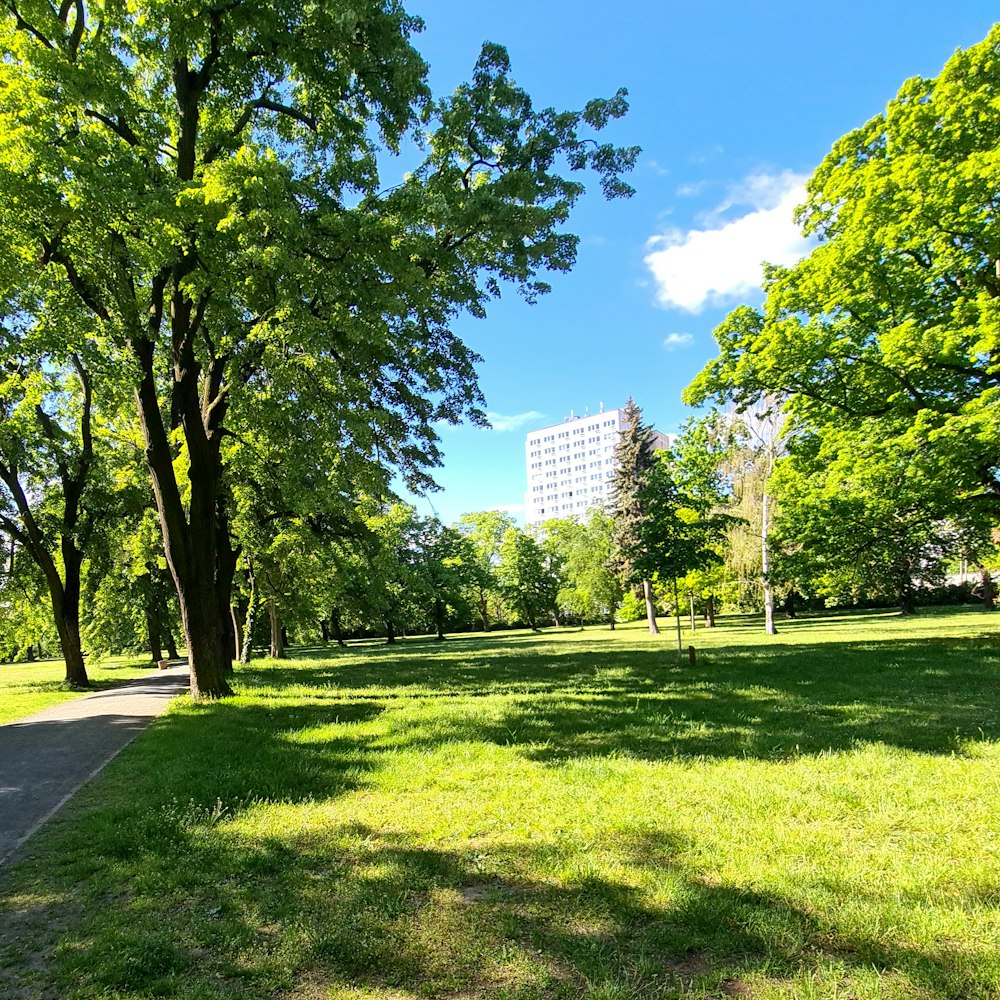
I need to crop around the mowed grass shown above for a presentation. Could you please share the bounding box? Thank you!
[1,609,999,999]
[0,655,164,726]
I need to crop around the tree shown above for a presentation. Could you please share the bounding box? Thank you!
[685,27,1000,551]
[0,344,104,685]
[543,511,622,627]
[772,426,968,615]
[1,2,637,697]
[411,518,474,640]
[609,398,660,633]
[497,526,561,630]
[457,510,513,630]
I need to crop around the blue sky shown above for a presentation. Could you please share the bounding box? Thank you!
[400,1,997,525]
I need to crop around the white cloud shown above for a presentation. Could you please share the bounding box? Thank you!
[645,170,812,313]
[662,332,694,351]
[485,410,545,432]
[675,181,706,198]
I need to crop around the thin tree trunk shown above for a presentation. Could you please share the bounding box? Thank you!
[761,491,777,635]
[980,566,995,612]
[688,591,696,632]
[672,578,683,661]
[230,605,243,664]
[434,597,446,640]
[240,582,258,666]
[268,597,286,658]
[899,577,917,615]
[642,579,659,634]
[331,607,346,647]
[144,576,163,663]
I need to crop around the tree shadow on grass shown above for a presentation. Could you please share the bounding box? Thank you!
[8,821,998,998]
[245,631,1000,761]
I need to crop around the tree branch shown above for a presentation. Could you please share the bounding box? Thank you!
[6,1,55,47]
[84,108,139,146]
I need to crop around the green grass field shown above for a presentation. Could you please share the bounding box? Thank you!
[0,655,165,726]
[1,609,999,999]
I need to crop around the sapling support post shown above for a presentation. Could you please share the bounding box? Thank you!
[672,577,683,663]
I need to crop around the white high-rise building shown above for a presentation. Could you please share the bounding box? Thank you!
[524,405,672,526]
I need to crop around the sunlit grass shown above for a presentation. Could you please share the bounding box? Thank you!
[1,608,998,999]
[0,655,164,725]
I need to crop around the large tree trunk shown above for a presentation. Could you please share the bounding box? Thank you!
[268,597,286,659]
[642,579,659,635]
[704,593,716,628]
[165,628,179,661]
[53,546,89,687]
[130,332,233,699]
[385,619,396,645]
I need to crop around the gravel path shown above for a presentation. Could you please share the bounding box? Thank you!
[0,664,190,865]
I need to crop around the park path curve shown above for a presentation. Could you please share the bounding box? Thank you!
[0,664,190,865]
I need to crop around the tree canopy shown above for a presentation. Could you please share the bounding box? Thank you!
[0,0,637,695]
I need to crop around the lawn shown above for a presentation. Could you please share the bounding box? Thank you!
[0,655,166,726]
[1,609,998,999]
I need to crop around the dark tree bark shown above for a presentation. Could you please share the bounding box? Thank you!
[24,645,34,663]
[385,619,396,645]
[119,60,235,700]
[142,573,163,662]
[331,607,346,647]
[320,620,330,643]
[0,408,91,688]
[704,593,716,628]
[434,597,446,641]
[783,591,798,619]
[165,628,179,660]
[899,571,917,615]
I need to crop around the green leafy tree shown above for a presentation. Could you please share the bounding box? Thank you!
[543,511,622,627]
[686,27,1000,578]
[772,426,968,614]
[457,510,514,631]
[0,346,107,685]
[497,526,561,630]
[1,1,637,697]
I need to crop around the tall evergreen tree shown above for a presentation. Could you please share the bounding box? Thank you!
[609,398,659,634]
